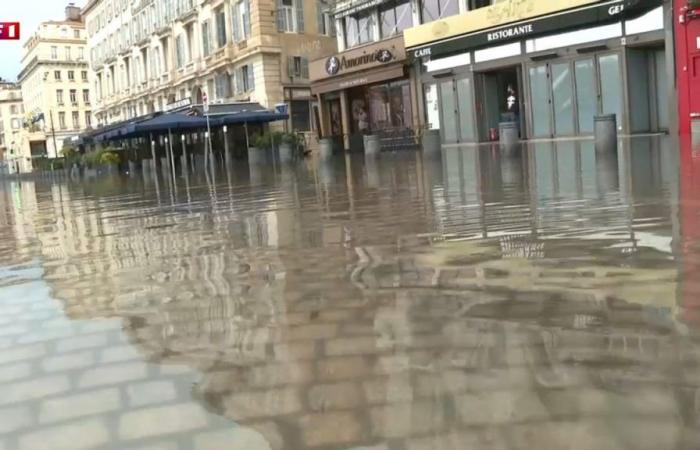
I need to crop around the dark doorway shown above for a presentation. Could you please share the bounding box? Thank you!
[475,66,524,142]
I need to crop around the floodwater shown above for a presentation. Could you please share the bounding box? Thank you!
[1,136,700,450]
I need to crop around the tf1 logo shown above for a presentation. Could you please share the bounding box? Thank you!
[0,23,20,40]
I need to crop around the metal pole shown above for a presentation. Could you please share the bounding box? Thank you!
[49,111,59,159]
[206,114,212,167]
[150,133,157,172]
[181,134,189,174]
[244,122,250,149]
[168,129,176,181]
[223,125,231,165]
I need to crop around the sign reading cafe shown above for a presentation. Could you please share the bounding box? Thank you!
[326,49,394,76]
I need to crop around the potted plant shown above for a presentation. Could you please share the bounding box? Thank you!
[278,132,298,163]
[99,150,120,173]
[248,133,270,165]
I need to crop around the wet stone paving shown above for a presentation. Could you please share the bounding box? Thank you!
[1,137,700,449]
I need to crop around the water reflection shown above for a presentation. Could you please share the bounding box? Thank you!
[0,136,699,450]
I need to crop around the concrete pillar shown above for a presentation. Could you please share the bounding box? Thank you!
[317,94,328,137]
[181,134,189,174]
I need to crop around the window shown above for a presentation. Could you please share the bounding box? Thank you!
[234,65,254,94]
[65,46,71,60]
[78,47,85,60]
[233,0,251,41]
[277,0,304,33]
[58,112,66,129]
[85,112,92,127]
[56,90,64,105]
[51,46,58,59]
[10,105,17,115]
[216,10,227,48]
[380,0,413,37]
[468,0,492,11]
[288,56,309,79]
[74,29,81,38]
[68,70,75,81]
[54,70,61,80]
[72,112,80,129]
[70,90,77,104]
[215,72,231,98]
[176,35,184,68]
[344,10,375,48]
[201,20,211,57]
[316,1,336,36]
[83,89,90,103]
[82,71,88,81]
[421,0,459,23]
[11,118,21,130]
[291,100,311,131]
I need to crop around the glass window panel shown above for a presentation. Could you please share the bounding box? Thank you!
[358,10,375,44]
[421,0,440,23]
[345,16,359,47]
[456,77,475,141]
[598,54,623,128]
[551,62,575,136]
[529,65,551,137]
[575,58,596,134]
[395,1,413,33]
[440,80,457,143]
[440,0,459,18]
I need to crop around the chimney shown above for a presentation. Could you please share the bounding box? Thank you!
[65,3,81,21]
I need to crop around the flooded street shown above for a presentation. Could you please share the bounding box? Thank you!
[1,137,700,449]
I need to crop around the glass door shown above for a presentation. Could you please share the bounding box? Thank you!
[551,62,575,136]
[439,79,458,144]
[456,77,476,142]
[597,53,623,129]
[529,64,552,138]
[574,58,597,134]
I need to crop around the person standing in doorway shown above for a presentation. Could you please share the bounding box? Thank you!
[506,84,518,122]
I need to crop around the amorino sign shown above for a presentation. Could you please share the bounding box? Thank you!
[310,35,406,82]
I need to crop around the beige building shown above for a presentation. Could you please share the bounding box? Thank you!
[17,4,92,165]
[0,81,26,173]
[83,0,337,132]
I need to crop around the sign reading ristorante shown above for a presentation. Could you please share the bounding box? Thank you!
[310,35,406,82]
[407,0,661,61]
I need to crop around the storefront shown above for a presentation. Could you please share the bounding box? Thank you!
[310,36,416,151]
[405,0,667,144]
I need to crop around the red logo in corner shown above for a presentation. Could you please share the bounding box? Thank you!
[0,23,20,40]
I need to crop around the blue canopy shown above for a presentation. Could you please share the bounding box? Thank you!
[134,112,209,133]
[85,103,288,141]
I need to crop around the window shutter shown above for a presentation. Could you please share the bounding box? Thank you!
[330,17,336,36]
[316,2,324,34]
[277,0,285,32]
[296,0,305,32]
[287,56,295,78]
[244,0,251,38]
[232,4,241,42]
[301,57,309,79]
[247,65,254,91]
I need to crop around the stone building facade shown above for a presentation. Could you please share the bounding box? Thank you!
[0,81,26,173]
[18,4,92,164]
[82,0,337,132]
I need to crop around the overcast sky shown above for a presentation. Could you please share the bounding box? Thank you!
[0,1,86,82]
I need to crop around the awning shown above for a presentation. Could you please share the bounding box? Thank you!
[407,0,662,61]
[86,103,288,141]
[311,64,405,95]
[133,112,209,133]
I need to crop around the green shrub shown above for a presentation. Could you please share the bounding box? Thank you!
[99,151,120,165]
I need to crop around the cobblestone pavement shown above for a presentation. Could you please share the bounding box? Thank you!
[1,138,699,449]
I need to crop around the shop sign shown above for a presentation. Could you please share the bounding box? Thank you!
[409,0,661,61]
[164,98,192,112]
[325,49,394,76]
[310,36,406,82]
[335,0,386,18]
